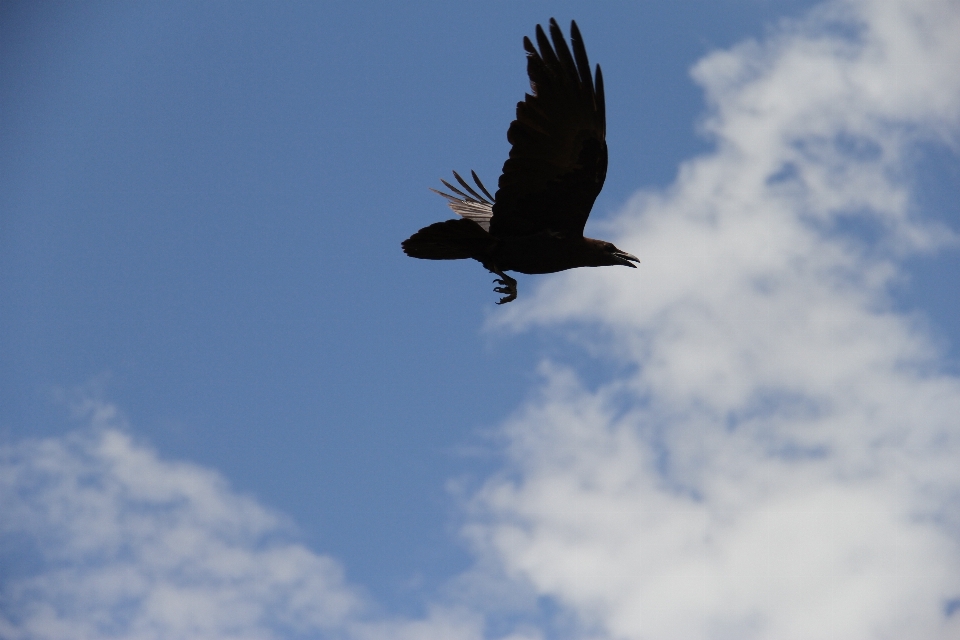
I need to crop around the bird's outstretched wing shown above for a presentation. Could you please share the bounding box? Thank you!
[490,19,606,239]
[430,170,495,232]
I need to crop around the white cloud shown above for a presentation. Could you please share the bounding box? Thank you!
[475,0,960,638]
[4,1,960,639]
[0,401,493,640]
[0,402,362,640]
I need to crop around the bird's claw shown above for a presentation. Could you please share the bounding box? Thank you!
[490,271,517,304]
[493,281,517,304]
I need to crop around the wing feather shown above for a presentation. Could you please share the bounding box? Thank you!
[430,171,494,232]
[490,19,607,239]
[570,21,594,97]
[471,170,496,201]
[453,171,489,203]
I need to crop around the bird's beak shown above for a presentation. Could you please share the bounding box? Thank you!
[613,250,640,268]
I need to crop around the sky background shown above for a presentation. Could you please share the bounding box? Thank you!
[2,1,960,639]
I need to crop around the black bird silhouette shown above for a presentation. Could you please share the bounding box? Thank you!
[402,19,638,304]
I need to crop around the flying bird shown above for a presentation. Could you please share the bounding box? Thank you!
[402,19,638,304]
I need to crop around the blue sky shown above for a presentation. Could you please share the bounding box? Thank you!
[2,1,960,638]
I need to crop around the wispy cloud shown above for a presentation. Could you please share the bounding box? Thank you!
[0,401,496,640]
[0,401,363,639]
[3,0,960,639]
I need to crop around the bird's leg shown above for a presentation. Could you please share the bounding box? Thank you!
[491,268,517,305]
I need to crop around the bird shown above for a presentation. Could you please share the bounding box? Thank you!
[402,18,638,304]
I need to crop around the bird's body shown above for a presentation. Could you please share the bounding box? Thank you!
[402,19,638,304]
[490,234,624,275]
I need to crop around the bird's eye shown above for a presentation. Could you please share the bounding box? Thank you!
[605,243,616,252]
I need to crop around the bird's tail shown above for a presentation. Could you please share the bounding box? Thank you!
[401,218,492,260]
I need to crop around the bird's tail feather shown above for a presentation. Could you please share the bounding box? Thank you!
[402,218,491,260]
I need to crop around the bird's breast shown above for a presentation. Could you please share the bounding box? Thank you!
[492,234,589,274]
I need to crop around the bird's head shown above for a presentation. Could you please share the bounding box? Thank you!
[582,238,640,268]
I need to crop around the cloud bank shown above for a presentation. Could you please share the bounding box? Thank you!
[476,0,960,637]
[3,0,960,638]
